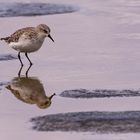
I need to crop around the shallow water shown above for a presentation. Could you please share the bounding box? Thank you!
[0,0,140,140]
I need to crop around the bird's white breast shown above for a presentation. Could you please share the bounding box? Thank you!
[9,33,46,53]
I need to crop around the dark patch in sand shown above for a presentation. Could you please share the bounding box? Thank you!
[0,82,7,86]
[0,3,78,17]
[60,89,140,98]
[31,111,140,133]
[0,54,17,61]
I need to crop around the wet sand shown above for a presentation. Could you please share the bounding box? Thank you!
[0,0,140,140]
[0,2,78,17]
[31,111,140,133]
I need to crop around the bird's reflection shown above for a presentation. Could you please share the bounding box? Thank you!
[6,65,55,109]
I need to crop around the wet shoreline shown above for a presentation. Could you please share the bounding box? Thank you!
[0,0,140,139]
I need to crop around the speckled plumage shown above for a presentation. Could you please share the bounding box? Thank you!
[3,27,36,43]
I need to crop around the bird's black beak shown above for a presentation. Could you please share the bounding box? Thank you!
[49,93,56,100]
[48,34,54,42]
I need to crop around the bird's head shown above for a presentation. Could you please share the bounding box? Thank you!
[36,24,54,42]
[37,93,56,109]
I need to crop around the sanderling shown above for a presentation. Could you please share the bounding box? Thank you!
[0,24,54,66]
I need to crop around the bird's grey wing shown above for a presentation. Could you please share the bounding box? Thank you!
[20,30,38,41]
[6,27,34,43]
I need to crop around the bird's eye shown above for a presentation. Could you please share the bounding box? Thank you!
[43,29,48,33]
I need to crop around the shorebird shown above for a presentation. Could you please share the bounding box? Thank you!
[0,24,54,66]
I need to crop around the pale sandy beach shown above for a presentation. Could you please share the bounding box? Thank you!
[0,0,140,140]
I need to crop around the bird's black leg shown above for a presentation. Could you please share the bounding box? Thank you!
[18,65,23,77]
[25,64,32,77]
[25,52,33,66]
[18,52,23,66]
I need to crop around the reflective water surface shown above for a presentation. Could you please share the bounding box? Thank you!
[0,0,140,140]
[6,66,55,109]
